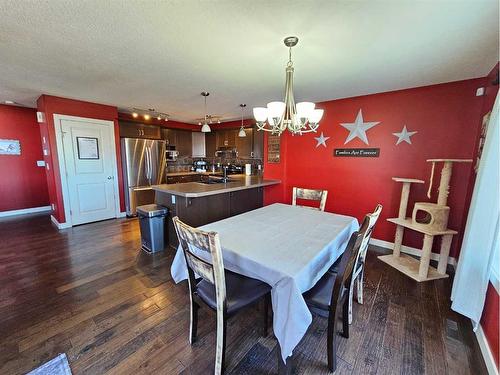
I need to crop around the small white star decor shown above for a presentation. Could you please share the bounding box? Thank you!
[314,132,330,148]
[393,125,417,145]
[340,109,381,145]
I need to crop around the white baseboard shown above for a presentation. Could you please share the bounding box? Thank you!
[116,211,127,218]
[0,205,51,218]
[50,215,72,229]
[476,324,499,375]
[370,238,457,268]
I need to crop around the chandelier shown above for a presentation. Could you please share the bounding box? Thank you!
[253,36,324,135]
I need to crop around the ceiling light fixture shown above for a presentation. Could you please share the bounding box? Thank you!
[238,104,247,137]
[4,100,15,104]
[253,36,324,136]
[157,115,162,120]
[144,114,151,120]
[200,92,211,133]
[132,112,139,118]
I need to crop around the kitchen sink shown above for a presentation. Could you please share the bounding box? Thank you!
[198,177,233,185]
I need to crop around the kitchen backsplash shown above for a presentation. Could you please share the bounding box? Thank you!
[167,156,263,173]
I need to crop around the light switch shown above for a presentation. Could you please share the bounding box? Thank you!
[171,195,176,204]
[37,160,45,167]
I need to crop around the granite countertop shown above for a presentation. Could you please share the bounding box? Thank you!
[153,175,280,198]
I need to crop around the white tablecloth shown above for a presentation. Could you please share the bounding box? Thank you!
[171,203,359,362]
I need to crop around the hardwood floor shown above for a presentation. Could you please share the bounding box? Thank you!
[0,213,487,374]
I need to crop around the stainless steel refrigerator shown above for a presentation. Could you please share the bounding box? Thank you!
[121,138,167,216]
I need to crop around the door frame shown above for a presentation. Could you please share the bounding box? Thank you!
[54,114,121,227]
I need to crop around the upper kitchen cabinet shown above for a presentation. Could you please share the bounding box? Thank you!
[235,128,253,158]
[160,128,192,156]
[175,129,192,157]
[161,128,176,146]
[205,132,217,157]
[192,132,206,157]
[216,129,237,148]
[252,127,264,159]
[119,121,161,139]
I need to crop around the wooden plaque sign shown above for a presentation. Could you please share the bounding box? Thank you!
[267,134,281,163]
[334,148,380,157]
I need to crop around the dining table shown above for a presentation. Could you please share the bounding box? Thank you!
[170,202,359,371]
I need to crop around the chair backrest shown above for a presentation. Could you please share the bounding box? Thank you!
[292,187,328,211]
[355,204,383,270]
[172,216,227,309]
[329,230,363,307]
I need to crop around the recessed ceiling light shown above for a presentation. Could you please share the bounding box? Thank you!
[5,100,15,104]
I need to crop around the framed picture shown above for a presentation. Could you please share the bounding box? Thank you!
[77,137,99,159]
[267,134,281,163]
[0,139,21,155]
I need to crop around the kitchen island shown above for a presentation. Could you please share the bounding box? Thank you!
[153,175,280,248]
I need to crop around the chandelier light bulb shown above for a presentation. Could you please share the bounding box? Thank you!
[157,115,162,120]
[309,108,324,124]
[144,114,151,120]
[253,107,267,122]
[132,112,138,118]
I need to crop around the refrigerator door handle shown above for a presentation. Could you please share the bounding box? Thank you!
[147,146,153,181]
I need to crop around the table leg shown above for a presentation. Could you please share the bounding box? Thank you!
[418,234,434,279]
[393,225,404,258]
[438,234,453,274]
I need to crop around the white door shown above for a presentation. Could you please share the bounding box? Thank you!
[60,118,118,225]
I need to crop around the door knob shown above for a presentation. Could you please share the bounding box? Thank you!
[107,176,114,180]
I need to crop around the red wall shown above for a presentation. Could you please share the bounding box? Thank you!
[263,78,487,258]
[0,105,49,211]
[37,95,123,223]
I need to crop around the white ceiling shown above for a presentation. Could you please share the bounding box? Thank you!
[0,0,498,123]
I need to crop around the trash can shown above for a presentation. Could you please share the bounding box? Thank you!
[137,204,169,253]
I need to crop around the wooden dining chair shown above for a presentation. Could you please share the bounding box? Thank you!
[328,204,382,324]
[172,216,272,375]
[292,187,328,211]
[303,231,362,372]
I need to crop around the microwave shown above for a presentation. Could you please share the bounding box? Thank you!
[166,149,179,161]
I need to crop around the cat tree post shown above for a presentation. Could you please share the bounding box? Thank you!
[392,178,425,258]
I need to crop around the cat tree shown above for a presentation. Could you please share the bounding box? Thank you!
[378,159,472,282]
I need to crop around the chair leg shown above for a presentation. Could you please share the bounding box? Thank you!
[342,297,349,339]
[348,275,356,325]
[327,306,339,372]
[263,293,270,336]
[357,270,364,305]
[215,312,227,375]
[189,298,199,344]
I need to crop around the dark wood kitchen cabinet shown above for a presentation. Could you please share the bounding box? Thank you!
[161,128,176,146]
[252,126,264,159]
[235,128,253,158]
[205,132,217,157]
[155,187,264,248]
[175,130,192,156]
[119,121,161,139]
[216,129,237,147]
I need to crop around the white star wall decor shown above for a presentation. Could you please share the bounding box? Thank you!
[393,125,417,145]
[314,132,330,148]
[340,109,380,145]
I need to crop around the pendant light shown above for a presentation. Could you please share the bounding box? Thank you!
[200,92,211,133]
[238,104,247,137]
